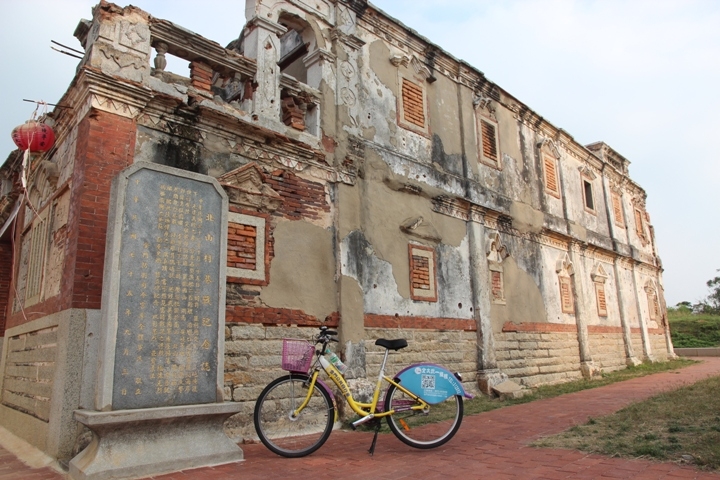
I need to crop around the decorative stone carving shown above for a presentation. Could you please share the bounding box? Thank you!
[556,252,574,275]
[400,216,441,244]
[486,232,509,263]
[390,54,410,68]
[218,162,282,213]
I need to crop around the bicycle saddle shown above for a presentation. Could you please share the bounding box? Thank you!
[375,338,408,351]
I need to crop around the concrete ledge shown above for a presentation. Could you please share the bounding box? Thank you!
[674,348,720,357]
[69,403,243,480]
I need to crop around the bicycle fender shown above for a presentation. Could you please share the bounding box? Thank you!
[395,363,474,404]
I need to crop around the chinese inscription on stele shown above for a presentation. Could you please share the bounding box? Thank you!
[111,167,225,409]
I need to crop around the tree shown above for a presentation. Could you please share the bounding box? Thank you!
[706,270,720,312]
[694,270,720,315]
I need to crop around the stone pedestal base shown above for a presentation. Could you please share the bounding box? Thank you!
[626,356,643,367]
[69,403,243,480]
[477,369,508,396]
[580,361,601,379]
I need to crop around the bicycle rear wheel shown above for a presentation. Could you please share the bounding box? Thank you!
[384,384,463,449]
[254,374,335,457]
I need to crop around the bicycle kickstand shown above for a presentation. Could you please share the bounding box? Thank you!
[368,421,381,456]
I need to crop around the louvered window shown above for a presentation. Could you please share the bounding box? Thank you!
[25,212,49,306]
[479,118,500,168]
[544,154,560,197]
[595,283,608,317]
[612,192,624,227]
[559,275,574,314]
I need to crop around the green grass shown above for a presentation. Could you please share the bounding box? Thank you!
[463,358,697,415]
[668,310,720,348]
[534,375,720,470]
[348,358,697,430]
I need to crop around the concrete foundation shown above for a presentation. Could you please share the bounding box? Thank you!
[69,403,243,480]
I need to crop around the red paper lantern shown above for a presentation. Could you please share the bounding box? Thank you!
[11,121,55,152]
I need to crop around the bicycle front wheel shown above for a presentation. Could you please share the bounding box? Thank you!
[254,374,335,457]
[384,384,463,449]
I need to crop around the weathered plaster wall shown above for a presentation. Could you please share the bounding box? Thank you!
[260,220,336,319]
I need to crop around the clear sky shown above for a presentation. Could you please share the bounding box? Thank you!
[1,0,718,307]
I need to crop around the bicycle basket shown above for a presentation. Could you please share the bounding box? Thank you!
[281,339,315,373]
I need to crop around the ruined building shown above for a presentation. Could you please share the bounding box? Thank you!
[0,0,674,464]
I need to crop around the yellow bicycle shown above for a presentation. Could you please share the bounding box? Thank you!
[253,326,473,457]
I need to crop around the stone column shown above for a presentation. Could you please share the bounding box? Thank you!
[242,16,287,129]
[613,258,642,366]
[468,215,506,394]
[631,262,655,362]
[656,273,678,359]
[568,242,599,378]
[303,48,336,91]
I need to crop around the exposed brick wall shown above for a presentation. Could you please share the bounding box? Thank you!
[0,242,12,336]
[365,314,475,331]
[267,170,329,221]
[227,222,257,270]
[401,78,425,128]
[65,109,136,311]
[226,305,339,327]
[190,61,213,92]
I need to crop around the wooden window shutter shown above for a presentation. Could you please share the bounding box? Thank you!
[595,283,608,317]
[544,154,559,196]
[401,78,425,128]
[480,119,498,163]
[559,276,574,314]
[25,212,49,306]
[612,192,624,226]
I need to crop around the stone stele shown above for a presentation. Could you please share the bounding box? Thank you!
[70,162,242,480]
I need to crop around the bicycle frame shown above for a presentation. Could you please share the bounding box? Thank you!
[293,346,429,426]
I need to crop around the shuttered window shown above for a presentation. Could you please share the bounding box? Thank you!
[25,212,49,306]
[612,192,624,227]
[544,154,560,197]
[479,118,500,167]
[595,283,608,317]
[559,275,574,314]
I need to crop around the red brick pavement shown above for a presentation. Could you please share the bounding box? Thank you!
[2,358,720,479]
